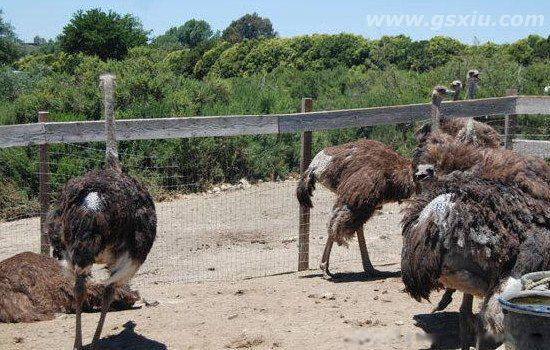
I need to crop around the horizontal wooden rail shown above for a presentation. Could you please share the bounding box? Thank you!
[513,139,550,158]
[1,96,548,149]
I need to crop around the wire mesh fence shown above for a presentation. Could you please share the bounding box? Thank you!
[0,139,370,286]
[0,117,549,285]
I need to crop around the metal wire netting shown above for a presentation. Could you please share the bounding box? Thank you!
[0,141,367,285]
[0,120,549,285]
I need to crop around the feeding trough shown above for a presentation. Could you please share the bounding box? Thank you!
[498,271,550,350]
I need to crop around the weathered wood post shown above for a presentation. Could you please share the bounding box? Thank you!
[99,74,120,168]
[38,111,50,255]
[298,98,313,271]
[504,89,518,150]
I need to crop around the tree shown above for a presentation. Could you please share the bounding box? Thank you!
[33,36,47,45]
[178,19,213,48]
[222,13,276,43]
[59,8,149,60]
[153,19,213,49]
[0,10,22,65]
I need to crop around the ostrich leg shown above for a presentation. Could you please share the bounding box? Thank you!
[320,236,334,279]
[73,274,87,350]
[459,293,475,350]
[91,284,115,349]
[356,226,386,276]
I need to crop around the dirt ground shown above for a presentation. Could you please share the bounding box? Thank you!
[0,181,496,349]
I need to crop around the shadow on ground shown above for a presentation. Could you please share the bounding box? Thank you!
[83,321,167,350]
[300,270,401,283]
[414,312,501,350]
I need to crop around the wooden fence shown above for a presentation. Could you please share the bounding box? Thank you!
[2,96,550,149]
[1,95,549,271]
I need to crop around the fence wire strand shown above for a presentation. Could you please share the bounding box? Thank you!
[1,117,549,286]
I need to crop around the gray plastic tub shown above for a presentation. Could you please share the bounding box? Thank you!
[498,271,550,350]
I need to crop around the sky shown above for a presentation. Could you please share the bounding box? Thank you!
[2,0,549,44]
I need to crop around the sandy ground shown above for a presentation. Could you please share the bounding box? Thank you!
[0,181,495,349]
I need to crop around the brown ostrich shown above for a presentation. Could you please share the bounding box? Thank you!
[47,74,157,350]
[296,85,501,278]
[412,133,550,202]
[401,171,550,350]
[0,252,140,323]
[415,81,500,149]
[297,139,415,278]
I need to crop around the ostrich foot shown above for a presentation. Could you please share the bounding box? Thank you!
[320,262,333,279]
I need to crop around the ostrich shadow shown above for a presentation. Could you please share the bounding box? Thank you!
[413,312,501,350]
[300,270,401,283]
[83,321,167,350]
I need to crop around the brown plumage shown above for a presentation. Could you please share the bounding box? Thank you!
[412,133,550,201]
[401,171,550,347]
[297,139,415,277]
[0,252,139,323]
[415,118,501,149]
[297,117,501,278]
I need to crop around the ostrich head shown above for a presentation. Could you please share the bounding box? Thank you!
[411,132,451,184]
[432,85,455,105]
[450,80,463,100]
[467,69,481,84]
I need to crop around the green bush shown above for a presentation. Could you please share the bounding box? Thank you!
[1,33,549,221]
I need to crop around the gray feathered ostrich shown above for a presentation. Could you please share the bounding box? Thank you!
[47,74,157,350]
[401,171,550,350]
[296,83,500,279]
[422,73,498,314]
[409,92,550,348]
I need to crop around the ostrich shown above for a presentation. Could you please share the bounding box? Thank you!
[424,73,498,314]
[412,131,550,202]
[0,252,140,323]
[47,74,157,349]
[466,69,481,99]
[416,71,499,149]
[401,171,550,349]
[296,84,500,278]
[297,139,415,278]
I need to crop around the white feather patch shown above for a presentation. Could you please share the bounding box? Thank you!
[83,192,103,211]
[102,252,141,286]
[309,150,333,178]
[415,193,455,232]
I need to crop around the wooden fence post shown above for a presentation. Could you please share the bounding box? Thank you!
[38,111,50,256]
[298,98,313,271]
[504,89,518,150]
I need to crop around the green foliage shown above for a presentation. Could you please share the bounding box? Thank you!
[1,31,550,220]
[507,35,550,65]
[154,19,213,49]
[164,49,201,76]
[60,8,149,60]
[0,10,23,65]
[193,41,231,79]
[222,13,277,43]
